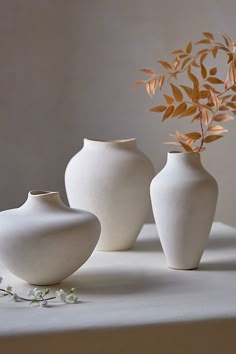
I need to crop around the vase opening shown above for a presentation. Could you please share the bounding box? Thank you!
[84,138,137,149]
[168,151,199,155]
[29,190,58,196]
[85,138,136,143]
[167,151,201,167]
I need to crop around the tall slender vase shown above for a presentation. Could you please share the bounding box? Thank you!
[65,138,155,251]
[150,152,218,270]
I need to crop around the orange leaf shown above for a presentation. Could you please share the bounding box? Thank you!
[214,114,234,122]
[202,32,215,41]
[202,109,211,125]
[158,75,165,90]
[199,90,209,99]
[179,106,198,118]
[186,138,195,145]
[192,85,200,100]
[229,62,236,84]
[173,57,180,70]
[181,57,192,70]
[195,39,211,45]
[209,90,220,106]
[169,49,183,55]
[220,94,232,101]
[146,82,152,97]
[191,60,200,68]
[164,94,174,105]
[158,61,172,71]
[149,105,167,113]
[211,47,218,58]
[207,125,228,134]
[170,83,183,102]
[134,80,145,86]
[179,141,193,152]
[209,67,217,75]
[162,105,174,121]
[149,78,158,95]
[204,135,223,143]
[200,104,214,113]
[175,130,187,140]
[224,102,236,109]
[227,53,233,64]
[187,69,199,88]
[139,68,155,76]
[191,113,201,123]
[180,85,193,99]
[219,105,233,111]
[185,132,202,140]
[197,49,209,55]
[201,63,207,79]
[186,41,192,54]
[172,103,187,117]
[200,53,208,63]
[222,34,230,47]
[207,77,224,84]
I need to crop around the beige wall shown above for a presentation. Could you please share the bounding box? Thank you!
[0,0,235,225]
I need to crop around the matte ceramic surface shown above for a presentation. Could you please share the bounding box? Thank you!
[150,152,218,270]
[0,190,101,285]
[65,138,155,251]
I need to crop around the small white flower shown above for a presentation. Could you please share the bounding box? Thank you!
[27,288,35,297]
[56,289,66,302]
[0,276,2,284]
[5,286,12,293]
[34,290,43,298]
[65,293,78,304]
[40,299,48,307]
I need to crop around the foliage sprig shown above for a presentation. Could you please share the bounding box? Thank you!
[0,276,78,307]
[136,32,236,152]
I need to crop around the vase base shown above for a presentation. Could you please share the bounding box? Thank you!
[168,265,199,271]
[96,245,134,252]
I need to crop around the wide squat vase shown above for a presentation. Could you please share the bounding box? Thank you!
[65,138,155,251]
[0,190,101,285]
[150,152,218,270]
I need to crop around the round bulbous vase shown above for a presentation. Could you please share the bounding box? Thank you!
[0,190,101,285]
[65,138,155,251]
[150,152,218,270]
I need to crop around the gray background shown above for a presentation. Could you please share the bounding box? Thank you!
[0,0,235,225]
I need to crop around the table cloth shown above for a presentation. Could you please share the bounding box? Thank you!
[1,223,236,354]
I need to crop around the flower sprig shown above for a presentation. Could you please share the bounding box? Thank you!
[136,32,236,152]
[0,276,78,307]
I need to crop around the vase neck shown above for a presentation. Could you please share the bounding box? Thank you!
[83,138,137,150]
[20,190,66,211]
[167,152,202,169]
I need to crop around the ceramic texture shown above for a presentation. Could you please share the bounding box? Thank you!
[65,139,155,251]
[0,190,101,285]
[150,152,218,270]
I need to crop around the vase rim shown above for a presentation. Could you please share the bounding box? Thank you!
[168,151,200,155]
[83,138,137,149]
[84,138,136,143]
[29,190,59,197]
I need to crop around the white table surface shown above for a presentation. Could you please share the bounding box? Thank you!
[1,223,236,354]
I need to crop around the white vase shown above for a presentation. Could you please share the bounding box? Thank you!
[0,190,101,285]
[65,138,155,251]
[150,152,218,270]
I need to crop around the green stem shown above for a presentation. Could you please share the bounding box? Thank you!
[0,288,56,302]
